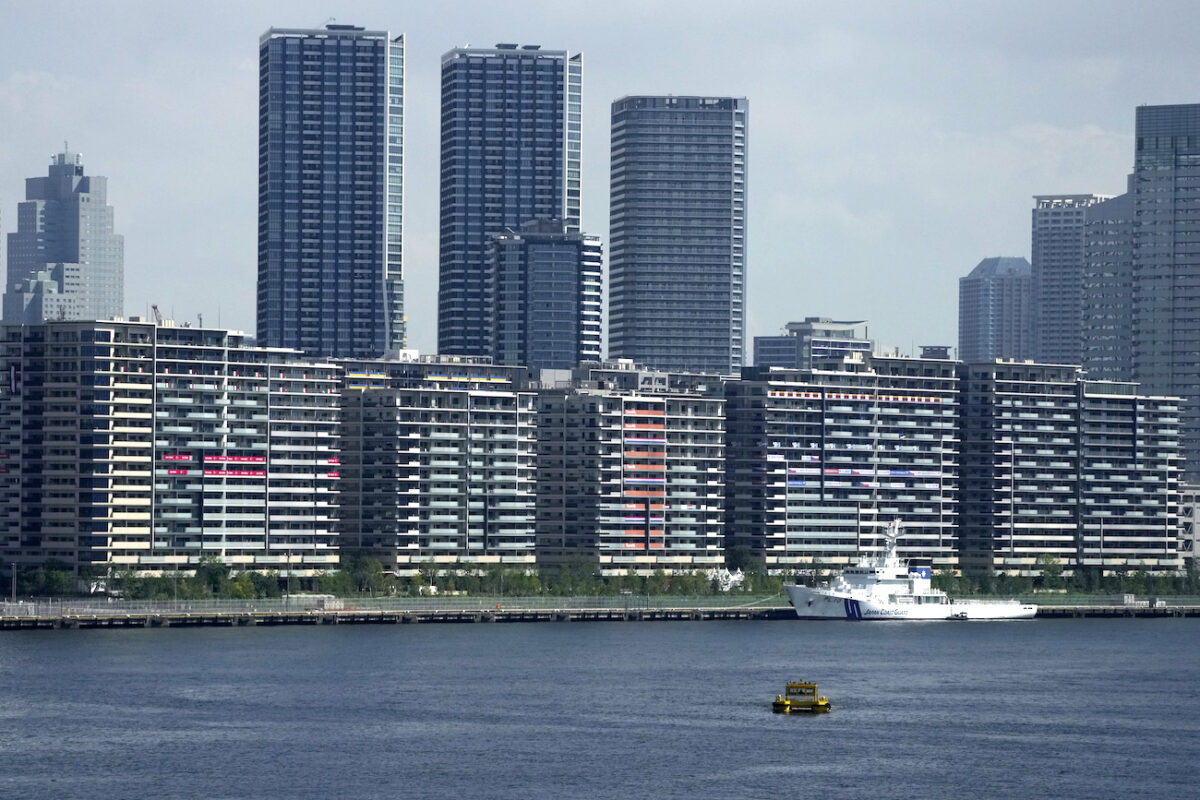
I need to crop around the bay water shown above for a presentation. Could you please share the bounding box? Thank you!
[1,619,1196,799]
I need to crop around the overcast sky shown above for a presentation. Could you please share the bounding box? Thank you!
[1,0,1196,356]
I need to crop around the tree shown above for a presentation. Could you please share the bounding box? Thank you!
[194,556,230,596]
[1036,554,1063,590]
[726,546,764,574]
[314,569,353,597]
[348,557,389,595]
[228,573,256,599]
[250,571,282,598]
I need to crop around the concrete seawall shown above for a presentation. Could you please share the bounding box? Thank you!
[4,599,1200,630]
[0,604,795,630]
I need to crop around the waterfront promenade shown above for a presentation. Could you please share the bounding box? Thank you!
[4,594,1200,630]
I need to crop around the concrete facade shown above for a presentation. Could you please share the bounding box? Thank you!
[754,318,872,369]
[1082,191,1136,382]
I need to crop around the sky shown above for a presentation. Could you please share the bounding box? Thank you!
[1,0,1197,357]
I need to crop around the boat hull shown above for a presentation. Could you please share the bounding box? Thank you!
[785,584,1036,620]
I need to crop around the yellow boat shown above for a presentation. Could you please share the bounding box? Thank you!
[772,681,831,714]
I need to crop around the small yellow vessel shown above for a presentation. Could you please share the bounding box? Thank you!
[772,681,831,714]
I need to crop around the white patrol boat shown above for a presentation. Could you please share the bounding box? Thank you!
[784,520,1037,621]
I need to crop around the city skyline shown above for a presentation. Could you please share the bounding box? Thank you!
[2,1,1198,356]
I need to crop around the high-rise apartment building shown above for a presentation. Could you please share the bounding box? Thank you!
[536,379,725,576]
[0,320,341,576]
[957,257,1034,363]
[4,150,124,324]
[609,96,748,374]
[257,25,405,358]
[725,355,962,573]
[439,44,582,356]
[1130,104,1200,472]
[487,219,601,371]
[754,318,872,369]
[337,357,537,575]
[1031,194,1108,365]
[959,361,1181,575]
[1082,191,1135,382]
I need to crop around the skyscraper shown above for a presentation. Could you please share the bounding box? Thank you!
[957,257,1034,363]
[439,44,582,356]
[257,24,404,358]
[608,96,748,374]
[1129,104,1200,471]
[3,149,123,324]
[1030,194,1108,365]
[1081,190,1135,382]
[487,219,601,371]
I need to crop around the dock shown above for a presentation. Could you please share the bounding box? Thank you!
[4,597,1199,630]
[0,597,794,631]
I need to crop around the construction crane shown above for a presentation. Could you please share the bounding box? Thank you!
[151,304,163,325]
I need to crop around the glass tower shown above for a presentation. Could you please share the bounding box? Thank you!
[3,149,124,324]
[957,257,1034,363]
[1131,103,1200,472]
[438,44,582,357]
[609,96,748,374]
[257,24,404,358]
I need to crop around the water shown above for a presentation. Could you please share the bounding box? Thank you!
[1,619,1196,799]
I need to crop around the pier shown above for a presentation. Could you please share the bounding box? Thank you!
[0,596,794,631]
[4,596,1200,630]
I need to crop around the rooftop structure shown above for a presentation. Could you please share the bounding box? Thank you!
[754,317,872,369]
